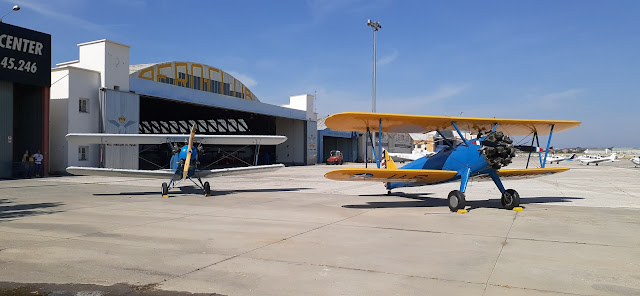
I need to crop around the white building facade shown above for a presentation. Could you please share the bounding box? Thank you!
[50,40,316,173]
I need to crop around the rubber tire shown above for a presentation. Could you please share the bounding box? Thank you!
[387,190,392,196]
[161,182,168,196]
[204,181,211,196]
[501,189,520,210]
[448,190,466,212]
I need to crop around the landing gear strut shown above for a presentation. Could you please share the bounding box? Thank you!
[448,190,466,212]
[501,189,520,210]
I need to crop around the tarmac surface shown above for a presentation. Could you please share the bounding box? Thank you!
[0,158,639,295]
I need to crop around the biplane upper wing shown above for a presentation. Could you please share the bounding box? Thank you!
[324,112,581,135]
[67,164,285,179]
[66,134,287,145]
[325,168,458,184]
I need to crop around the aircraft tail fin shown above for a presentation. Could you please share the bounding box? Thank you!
[382,149,397,169]
[568,153,576,160]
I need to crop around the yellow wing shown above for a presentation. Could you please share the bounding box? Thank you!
[324,112,581,136]
[477,167,569,180]
[324,168,457,183]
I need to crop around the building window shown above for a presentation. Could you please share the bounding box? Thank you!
[114,85,120,91]
[78,146,88,161]
[79,98,89,113]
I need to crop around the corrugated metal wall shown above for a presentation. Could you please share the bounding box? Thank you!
[102,89,140,169]
[0,81,13,178]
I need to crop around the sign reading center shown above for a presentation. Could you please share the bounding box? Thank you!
[0,22,50,87]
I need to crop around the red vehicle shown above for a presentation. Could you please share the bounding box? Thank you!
[327,150,344,165]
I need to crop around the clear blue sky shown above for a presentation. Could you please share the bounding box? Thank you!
[4,0,639,148]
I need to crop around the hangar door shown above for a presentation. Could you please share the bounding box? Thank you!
[322,137,352,163]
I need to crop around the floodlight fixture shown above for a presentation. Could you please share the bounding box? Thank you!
[0,5,20,22]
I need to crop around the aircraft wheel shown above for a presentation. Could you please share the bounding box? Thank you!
[448,190,466,212]
[387,190,392,196]
[596,163,599,166]
[161,182,168,196]
[204,181,211,196]
[501,189,520,210]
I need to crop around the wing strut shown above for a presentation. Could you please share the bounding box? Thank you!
[377,118,382,168]
[541,125,555,168]
[253,143,261,166]
[365,127,369,168]
[536,133,543,167]
[436,131,454,148]
[367,129,379,167]
[525,132,536,169]
[451,122,468,147]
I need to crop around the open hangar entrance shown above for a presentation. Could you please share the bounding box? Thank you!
[317,129,359,164]
[138,95,280,170]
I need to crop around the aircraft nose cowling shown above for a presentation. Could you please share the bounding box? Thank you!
[478,131,516,169]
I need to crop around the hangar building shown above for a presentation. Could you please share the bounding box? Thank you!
[316,116,412,164]
[0,22,51,178]
[50,40,317,174]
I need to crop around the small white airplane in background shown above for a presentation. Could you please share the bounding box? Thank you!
[578,153,618,166]
[546,153,576,164]
[631,156,640,167]
[387,150,435,162]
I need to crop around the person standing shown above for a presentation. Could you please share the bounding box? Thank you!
[33,150,43,177]
[21,150,29,178]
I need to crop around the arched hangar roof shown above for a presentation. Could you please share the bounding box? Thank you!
[128,62,306,120]
[129,61,260,102]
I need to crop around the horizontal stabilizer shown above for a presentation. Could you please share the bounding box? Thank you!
[66,133,287,146]
[324,168,457,183]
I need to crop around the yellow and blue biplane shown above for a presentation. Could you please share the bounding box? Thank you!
[323,112,581,211]
[66,125,287,197]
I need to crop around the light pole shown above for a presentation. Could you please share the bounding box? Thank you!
[367,19,381,113]
[0,5,20,23]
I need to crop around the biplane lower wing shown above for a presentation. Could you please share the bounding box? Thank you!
[484,167,569,180]
[67,167,174,179]
[325,168,457,184]
[67,164,284,179]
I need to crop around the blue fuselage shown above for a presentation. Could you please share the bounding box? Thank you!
[170,145,198,178]
[387,143,491,190]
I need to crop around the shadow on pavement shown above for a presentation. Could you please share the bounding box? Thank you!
[92,187,310,197]
[0,198,64,221]
[343,195,584,210]
[0,281,223,296]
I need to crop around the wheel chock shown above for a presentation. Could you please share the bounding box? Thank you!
[162,195,169,198]
[512,207,523,212]
[457,209,468,214]
[205,194,211,197]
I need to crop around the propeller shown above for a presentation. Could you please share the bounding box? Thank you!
[514,145,552,153]
[182,124,197,180]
